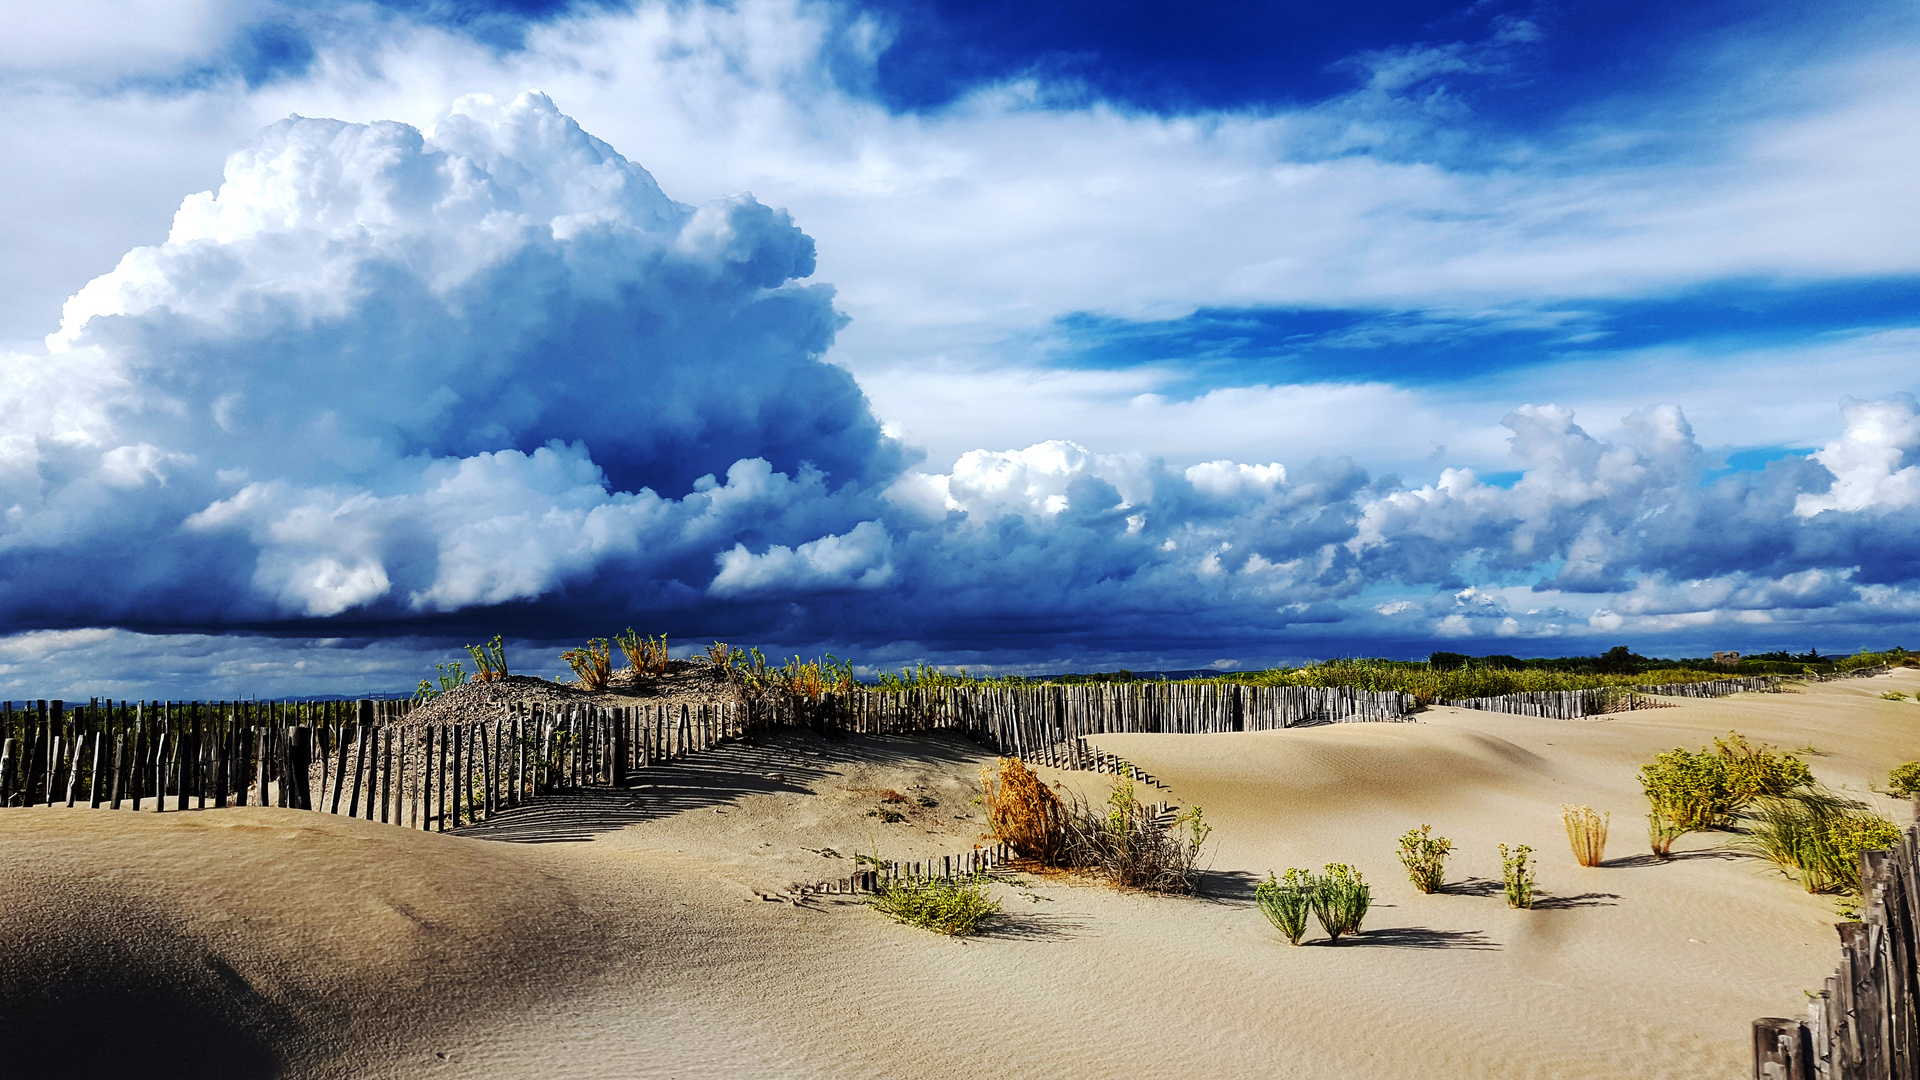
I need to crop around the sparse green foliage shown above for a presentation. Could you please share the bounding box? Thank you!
[1397,825,1452,893]
[1308,863,1372,940]
[412,660,468,703]
[1500,844,1536,909]
[1057,774,1211,893]
[1562,804,1609,867]
[1888,762,1920,799]
[1647,808,1687,859]
[560,638,613,691]
[1255,869,1316,945]
[868,872,1001,935]
[465,635,509,682]
[1882,691,1910,701]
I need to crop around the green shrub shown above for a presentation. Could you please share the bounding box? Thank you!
[1500,843,1536,909]
[1638,732,1811,852]
[1397,825,1452,893]
[1255,869,1316,945]
[1715,732,1814,806]
[1309,863,1371,941]
[1882,691,1910,701]
[868,873,1001,935]
[1888,762,1920,799]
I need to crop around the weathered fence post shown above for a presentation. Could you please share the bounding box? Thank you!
[1752,1018,1811,1080]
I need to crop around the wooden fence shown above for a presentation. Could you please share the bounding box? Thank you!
[0,682,1407,825]
[1444,676,1784,719]
[1754,825,1920,1080]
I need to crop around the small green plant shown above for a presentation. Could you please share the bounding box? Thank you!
[1500,844,1536,908]
[1882,691,1910,701]
[1397,825,1452,893]
[466,635,509,682]
[1255,869,1316,945]
[1308,863,1371,941]
[1563,804,1609,867]
[1888,762,1920,799]
[866,808,906,823]
[560,638,613,691]
[868,872,1001,935]
[412,660,468,703]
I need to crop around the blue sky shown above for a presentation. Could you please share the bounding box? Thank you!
[0,0,1915,694]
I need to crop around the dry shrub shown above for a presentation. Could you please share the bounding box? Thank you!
[1563,804,1609,867]
[879,789,908,804]
[980,757,1064,862]
[1058,775,1211,894]
[561,638,613,691]
[616,629,670,675]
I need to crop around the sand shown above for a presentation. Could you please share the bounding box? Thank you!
[6,669,1919,1079]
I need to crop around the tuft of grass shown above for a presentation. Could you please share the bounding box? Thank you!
[1563,805,1609,867]
[1397,825,1452,893]
[561,638,614,691]
[1057,772,1211,894]
[868,873,1001,935]
[1255,869,1316,945]
[1308,863,1372,941]
[1500,844,1536,909]
[1882,691,1910,701]
[916,795,939,807]
[1744,788,1903,895]
[1888,762,1920,800]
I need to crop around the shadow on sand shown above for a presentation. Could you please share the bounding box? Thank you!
[453,728,999,844]
[1340,926,1501,950]
[1443,876,1620,909]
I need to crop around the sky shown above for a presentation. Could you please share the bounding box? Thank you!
[0,0,1916,695]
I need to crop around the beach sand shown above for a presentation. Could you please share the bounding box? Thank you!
[5,669,1918,1079]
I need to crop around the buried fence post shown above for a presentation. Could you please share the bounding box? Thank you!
[1751,1017,1810,1080]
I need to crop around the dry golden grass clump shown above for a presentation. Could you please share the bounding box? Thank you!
[561,638,614,691]
[616,629,671,675]
[1563,804,1609,867]
[980,757,1065,863]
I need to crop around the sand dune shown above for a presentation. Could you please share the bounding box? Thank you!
[5,670,1917,1079]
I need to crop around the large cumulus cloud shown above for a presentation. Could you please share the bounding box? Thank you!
[2,94,1917,662]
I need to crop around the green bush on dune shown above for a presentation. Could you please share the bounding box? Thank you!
[1639,732,1812,856]
[1396,825,1452,893]
[868,873,1001,936]
[1887,762,1920,799]
[1255,869,1316,945]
